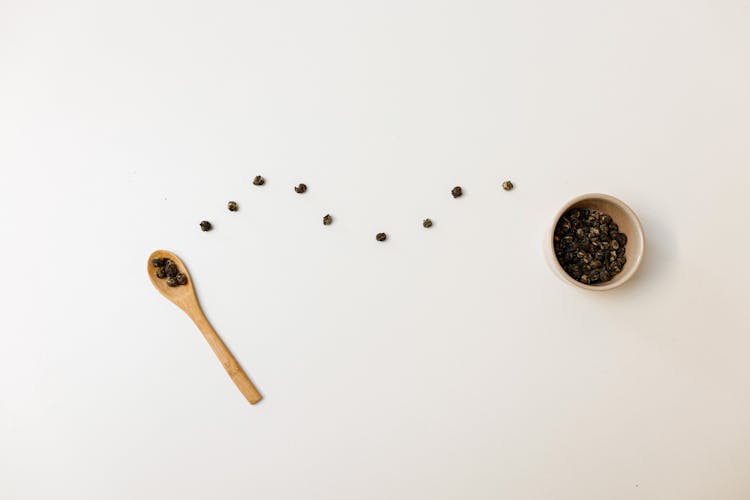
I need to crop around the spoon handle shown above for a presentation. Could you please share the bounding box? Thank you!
[192,313,262,405]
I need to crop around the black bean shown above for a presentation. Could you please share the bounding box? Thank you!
[423,218,433,228]
[323,214,333,225]
[294,183,307,193]
[451,186,463,198]
[376,232,387,242]
[200,220,212,232]
[252,175,265,186]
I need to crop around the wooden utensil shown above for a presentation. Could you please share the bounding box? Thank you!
[147,250,262,405]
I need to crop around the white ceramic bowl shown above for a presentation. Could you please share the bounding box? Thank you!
[545,193,645,291]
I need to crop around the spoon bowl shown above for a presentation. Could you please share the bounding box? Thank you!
[147,250,199,312]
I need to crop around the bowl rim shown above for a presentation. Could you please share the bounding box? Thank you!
[546,193,645,291]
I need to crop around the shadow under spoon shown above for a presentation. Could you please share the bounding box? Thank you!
[147,250,262,405]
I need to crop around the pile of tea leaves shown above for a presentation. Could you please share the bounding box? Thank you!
[152,257,188,287]
[554,208,627,285]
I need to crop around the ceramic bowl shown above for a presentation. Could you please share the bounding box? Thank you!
[545,193,645,291]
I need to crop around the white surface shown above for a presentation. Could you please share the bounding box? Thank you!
[2,1,750,498]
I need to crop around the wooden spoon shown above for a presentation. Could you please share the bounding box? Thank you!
[147,250,262,405]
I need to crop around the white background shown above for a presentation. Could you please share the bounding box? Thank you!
[2,1,750,499]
